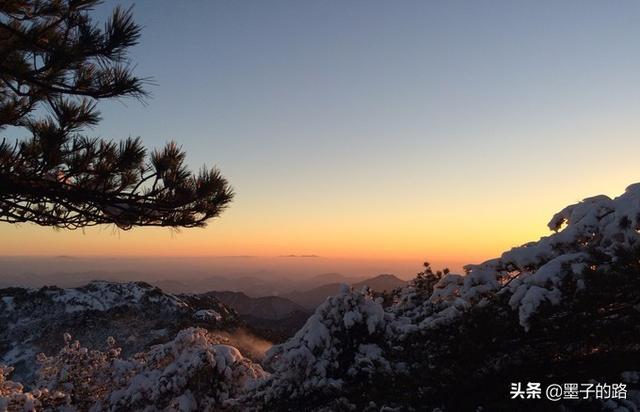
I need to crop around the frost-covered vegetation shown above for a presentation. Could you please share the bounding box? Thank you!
[1,329,266,411]
[3,185,640,411]
[0,281,241,386]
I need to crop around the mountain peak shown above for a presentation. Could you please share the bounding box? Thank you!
[352,274,407,291]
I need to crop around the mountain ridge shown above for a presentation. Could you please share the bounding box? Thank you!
[0,281,242,386]
[283,274,408,309]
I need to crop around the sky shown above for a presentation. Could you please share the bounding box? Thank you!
[1,0,640,276]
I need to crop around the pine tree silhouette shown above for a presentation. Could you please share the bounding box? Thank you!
[0,0,233,229]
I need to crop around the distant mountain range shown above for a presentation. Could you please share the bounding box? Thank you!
[149,273,408,309]
[182,274,405,341]
[204,291,307,320]
[151,272,373,297]
[283,274,409,309]
[0,266,408,300]
[152,273,408,311]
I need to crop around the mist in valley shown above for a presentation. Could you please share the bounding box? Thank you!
[0,255,432,294]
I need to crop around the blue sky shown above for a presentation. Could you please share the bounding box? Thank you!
[2,1,640,272]
[92,0,640,194]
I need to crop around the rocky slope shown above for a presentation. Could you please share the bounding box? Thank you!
[0,281,241,386]
[204,291,306,320]
[203,291,311,342]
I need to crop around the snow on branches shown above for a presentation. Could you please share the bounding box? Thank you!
[439,183,640,328]
[0,329,266,412]
[250,184,640,407]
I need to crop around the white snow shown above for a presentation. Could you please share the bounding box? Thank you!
[422,183,640,328]
[31,281,190,313]
[1,297,14,311]
[100,328,266,410]
[253,184,640,400]
[194,309,223,321]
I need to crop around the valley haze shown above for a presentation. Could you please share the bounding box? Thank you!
[0,255,415,295]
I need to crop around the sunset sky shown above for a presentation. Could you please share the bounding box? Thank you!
[1,1,639,274]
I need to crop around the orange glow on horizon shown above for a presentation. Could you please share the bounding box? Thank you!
[0,179,634,274]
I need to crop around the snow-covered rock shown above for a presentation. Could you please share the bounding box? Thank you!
[0,281,240,386]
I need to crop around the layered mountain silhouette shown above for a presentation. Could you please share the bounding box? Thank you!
[283,274,408,309]
[204,291,307,320]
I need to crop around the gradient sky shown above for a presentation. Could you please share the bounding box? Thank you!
[1,1,640,273]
